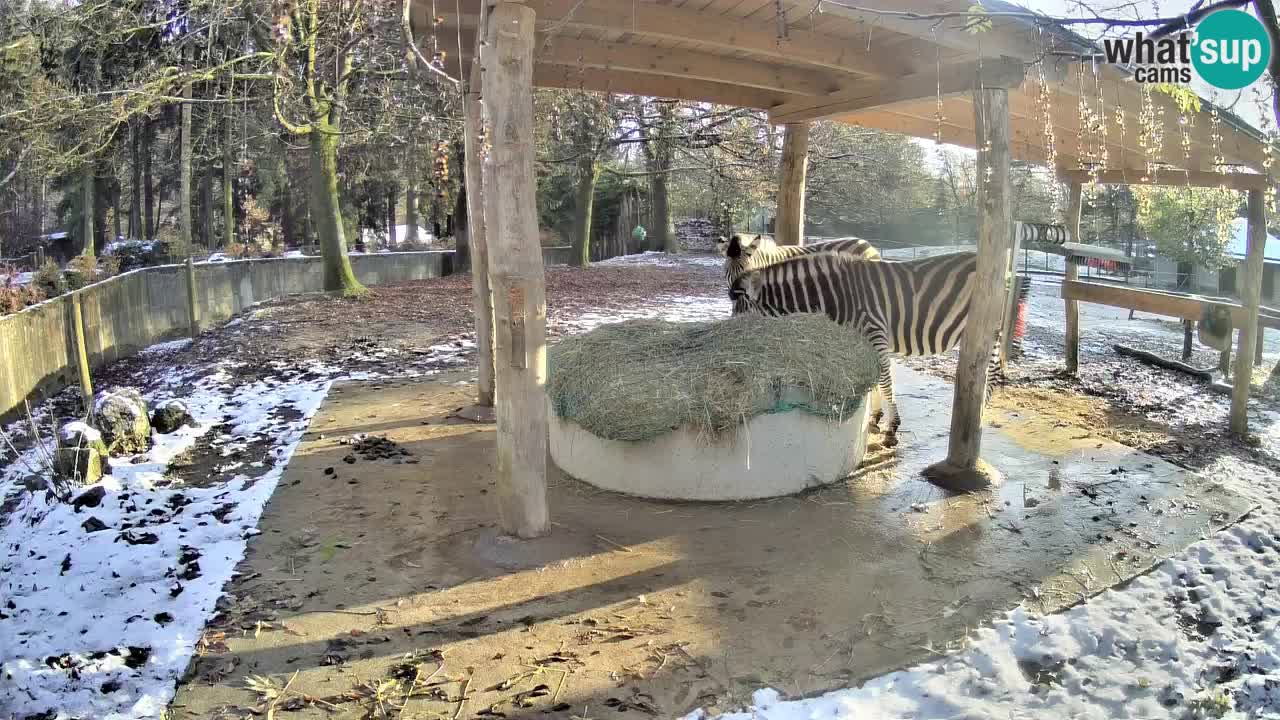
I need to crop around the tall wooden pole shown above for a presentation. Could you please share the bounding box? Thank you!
[71,292,93,411]
[185,257,199,340]
[481,2,549,538]
[465,60,496,408]
[1064,182,1083,374]
[923,86,1011,491]
[1230,189,1267,435]
[775,122,809,246]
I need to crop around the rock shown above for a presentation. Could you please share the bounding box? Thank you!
[55,423,108,487]
[71,485,107,511]
[150,399,193,434]
[82,516,108,533]
[93,388,151,455]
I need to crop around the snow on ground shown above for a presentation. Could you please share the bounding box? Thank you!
[596,250,723,270]
[0,359,338,718]
[0,336,488,716]
[554,292,730,334]
[7,248,1280,719]
[681,266,1280,720]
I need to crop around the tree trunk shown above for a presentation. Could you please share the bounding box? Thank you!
[200,163,214,248]
[179,80,194,253]
[1177,261,1193,290]
[775,122,809,246]
[281,173,294,246]
[309,124,365,295]
[406,147,419,245]
[224,117,235,250]
[572,153,598,266]
[91,165,109,254]
[144,123,155,240]
[651,171,677,253]
[1182,320,1194,361]
[387,190,398,246]
[130,123,142,240]
[81,165,94,256]
[453,183,470,265]
[111,179,122,241]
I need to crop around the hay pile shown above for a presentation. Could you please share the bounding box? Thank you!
[547,314,880,442]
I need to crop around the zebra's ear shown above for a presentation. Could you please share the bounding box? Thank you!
[739,234,764,258]
[714,236,729,256]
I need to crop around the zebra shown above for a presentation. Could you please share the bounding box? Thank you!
[715,234,880,310]
[716,233,886,418]
[729,251,1006,446]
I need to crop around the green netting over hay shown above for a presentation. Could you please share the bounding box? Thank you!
[547,314,880,442]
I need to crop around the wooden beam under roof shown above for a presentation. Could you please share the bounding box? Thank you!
[530,65,795,109]
[456,34,843,96]
[769,56,1027,124]
[442,0,903,80]
[1058,168,1272,191]
[809,0,1044,60]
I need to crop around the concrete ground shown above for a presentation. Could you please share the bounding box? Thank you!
[169,367,1251,720]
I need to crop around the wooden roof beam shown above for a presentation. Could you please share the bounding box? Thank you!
[530,65,794,109]
[458,34,842,96]
[810,0,1043,60]
[443,0,902,80]
[1058,167,1272,190]
[769,56,1026,124]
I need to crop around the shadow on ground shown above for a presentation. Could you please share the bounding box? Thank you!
[168,369,1250,719]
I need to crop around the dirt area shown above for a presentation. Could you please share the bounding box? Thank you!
[11,252,1280,719]
[167,364,1248,720]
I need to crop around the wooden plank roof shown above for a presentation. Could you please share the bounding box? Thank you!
[418,0,1272,180]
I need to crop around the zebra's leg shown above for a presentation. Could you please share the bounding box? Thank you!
[984,338,1005,407]
[875,352,901,447]
[868,385,883,430]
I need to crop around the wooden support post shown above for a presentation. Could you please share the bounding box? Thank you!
[1230,189,1267,436]
[1219,337,1232,378]
[923,86,1011,492]
[185,257,199,340]
[999,223,1026,365]
[71,291,93,411]
[774,122,809,246]
[464,60,496,408]
[1064,182,1083,374]
[481,2,550,538]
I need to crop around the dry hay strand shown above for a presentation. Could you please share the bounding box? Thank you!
[547,314,879,442]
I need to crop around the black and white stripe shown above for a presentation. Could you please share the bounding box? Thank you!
[730,251,1004,445]
[715,234,880,310]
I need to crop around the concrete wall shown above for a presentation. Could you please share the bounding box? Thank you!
[3,246,595,421]
[542,246,575,265]
[1,252,452,422]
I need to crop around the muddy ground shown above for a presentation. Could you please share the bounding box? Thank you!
[9,252,1280,718]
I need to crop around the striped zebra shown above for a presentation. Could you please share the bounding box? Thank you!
[715,234,880,312]
[729,251,1005,446]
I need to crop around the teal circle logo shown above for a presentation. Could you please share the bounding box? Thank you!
[1192,10,1271,90]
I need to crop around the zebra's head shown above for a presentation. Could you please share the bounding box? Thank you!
[728,270,766,315]
[716,233,774,259]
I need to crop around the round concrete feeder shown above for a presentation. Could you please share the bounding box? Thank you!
[548,391,870,502]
